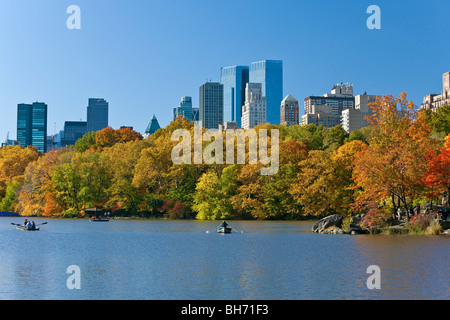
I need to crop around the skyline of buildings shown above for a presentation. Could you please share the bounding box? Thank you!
[219,60,283,128]
[4,66,450,152]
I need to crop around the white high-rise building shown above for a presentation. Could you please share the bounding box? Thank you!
[241,83,267,129]
[341,93,377,133]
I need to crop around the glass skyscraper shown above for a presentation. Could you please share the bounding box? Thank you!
[87,98,109,133]
[220,65,249,128]
[172,96,199,122]
[199,82,223,129]
[17,102,48,153]
[249,60,283,125]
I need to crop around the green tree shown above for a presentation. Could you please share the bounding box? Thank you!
[422,104,450,136]
[282,124,326,150]
[323,125,349,151]
[104,139,151,215]
[345,126,374,144]
[0,180,22,212]
[194,166,239,220]
[52,151,112,212]
[74,131,96,153]
[262,138,308,219]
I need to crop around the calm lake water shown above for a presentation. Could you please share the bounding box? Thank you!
[0,218,448,300]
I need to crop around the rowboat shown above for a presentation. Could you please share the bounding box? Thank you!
[16,225,40,231]
[217,226,232,234]
[89,218,109,222]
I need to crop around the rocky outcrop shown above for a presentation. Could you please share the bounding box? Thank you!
[345,214,366,234]
[312,214,344,233]
[313,214,368,234]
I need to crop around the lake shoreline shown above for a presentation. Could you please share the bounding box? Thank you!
[312,213,450,236]
[4,212,450,236]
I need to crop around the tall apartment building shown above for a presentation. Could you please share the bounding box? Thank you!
[199,82,223,129]
[87,98,109,133]
[280,94,299,126]
[341,93,378,133]
[172,96,199,122]
[17,102,48,153]
[302,83,355,128]
[241,83,267,129]
[249,60,283,125]
[420,71,450,111]
[220,65,249,128]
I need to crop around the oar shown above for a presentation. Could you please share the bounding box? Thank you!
[11,222,47,226]
[206,227,218,234]
[231,227,244,234]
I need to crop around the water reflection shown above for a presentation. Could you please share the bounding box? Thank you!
[0,219,448,300]
[351,235,450,299]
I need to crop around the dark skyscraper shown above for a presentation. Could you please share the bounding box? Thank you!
[17,102,48,153]
[199,82,223,129]
[87,98,108,133]
[62,121,87,146]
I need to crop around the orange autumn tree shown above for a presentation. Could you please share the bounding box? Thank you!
[422,134,450,205]
[353,93,435,219]
[95,126,143,150]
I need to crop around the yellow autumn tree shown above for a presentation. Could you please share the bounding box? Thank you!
[0,146,39,202]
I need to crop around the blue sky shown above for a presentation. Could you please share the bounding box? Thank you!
[0,0,449,140]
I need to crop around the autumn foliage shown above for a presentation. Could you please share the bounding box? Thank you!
[0,96,449,222]
[422,135,450,204]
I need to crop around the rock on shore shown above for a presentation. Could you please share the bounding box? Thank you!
[312,214,344,233]
[312,214,367,234]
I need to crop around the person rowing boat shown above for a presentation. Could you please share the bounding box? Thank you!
[217,220,232,234]
[11,221,47,231]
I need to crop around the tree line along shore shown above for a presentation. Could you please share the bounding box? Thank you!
[0,94,449,235]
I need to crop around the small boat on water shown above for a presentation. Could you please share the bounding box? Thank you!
[89,218,109,222]
[217,226,232,234]
[16,225,40,231]
[86,207,110,222]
